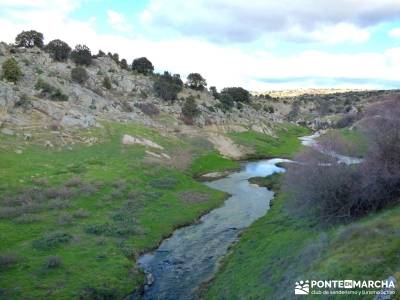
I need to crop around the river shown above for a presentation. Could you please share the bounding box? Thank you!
[137,158,290,300]
[136,132,360,300]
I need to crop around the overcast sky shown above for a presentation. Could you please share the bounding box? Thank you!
[1,0,400,91]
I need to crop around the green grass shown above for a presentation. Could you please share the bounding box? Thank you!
[229,124,310,158]
[189,151,239,176]
[0,122,232,299]
[338,128,369,157]
[205,180,400,300]
[248,172,284,190]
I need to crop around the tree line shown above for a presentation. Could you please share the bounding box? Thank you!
[3,29,253,117]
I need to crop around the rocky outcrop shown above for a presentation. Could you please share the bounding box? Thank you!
[122,134,164,150]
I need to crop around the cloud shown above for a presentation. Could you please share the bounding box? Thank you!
[0,0,399,91]
[141,0,400,43]
[285,23,370,44]
[388,27,400,38]
[107,10,131,32]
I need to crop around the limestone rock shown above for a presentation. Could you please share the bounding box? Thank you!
[122,134,164,150]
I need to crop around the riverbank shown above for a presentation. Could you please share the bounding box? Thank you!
[204,131,400,300]
[0,122,232,299]
[0,122,308,299]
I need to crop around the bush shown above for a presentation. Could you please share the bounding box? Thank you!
[149,176,179,189]
[70,44,92,66]
[44,256,62,268]
[264,105,275,113]
[132,57,154,75]
[136,102,160,116]
[45,39,71,61]
[50,88,69,101]
[153,72,183,102]
[58,213,73,226]
[186,73,207,90]
[182,96,200,119]
[285,98,400,224]
[209,86,219,98]
[32,232,72,250]
[335,114,359,128]
[102,76,112,89]
[284,149,362,224]
[218,91,234,111]
[2,58,22,83]
[35,78,68,101]
[71,67,88,84]
[0,253,20,270]
[111,53,119,64]
[221,87,250,103]
[35,78,54,93]
[287,101,300,121]
[15,30,44,48]
[13,214,42,224]
[120,58,128,70]
[73,209,90,218]
[79,285,118,300]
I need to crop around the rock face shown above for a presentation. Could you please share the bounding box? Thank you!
[122,134,164,150]
[0,44,284,133]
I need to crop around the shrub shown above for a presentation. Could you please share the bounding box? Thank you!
[79,286,118,300]
[15,30,44,48]
[209,86,219,98]
[182,96,200,119]
[111,53,119,64]
[132,57,154,75]
[50,88,69,101]
[58,213,73,226]
[218,91,234,111]
[71,66,88,84]
[153,72,183,102]
[335,114,359,128]
[45,39,71,61]
[35,78,68,101]
[2,58,22,83]
[0,253,20,270]
[136,102,160,116]
[264,105,275,113]
[73,209,90,218]
[32,232,72,250]
[186,73,207,90]
[149,176,179,189]
[284,148,362,223]
[120,58,128,70]
[35,78,55,93]
[287,101,300,121]
[102,76,112,89]
[285,98,400,224]
[13,214,43,224]
[44,256,62,268]
[221,87,250,103]
[70,44,92,66]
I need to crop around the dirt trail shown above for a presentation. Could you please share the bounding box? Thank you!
[207,133,249,159]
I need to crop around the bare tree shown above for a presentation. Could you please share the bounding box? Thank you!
[284,96,400,224]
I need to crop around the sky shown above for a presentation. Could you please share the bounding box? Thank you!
[1,0,400,91]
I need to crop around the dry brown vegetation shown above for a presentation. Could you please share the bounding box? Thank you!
[285,97,400,224]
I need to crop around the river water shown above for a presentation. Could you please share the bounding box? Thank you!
[138,158,290,300]
[137,131,361,300]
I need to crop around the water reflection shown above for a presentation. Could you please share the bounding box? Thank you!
[138,159,285,300]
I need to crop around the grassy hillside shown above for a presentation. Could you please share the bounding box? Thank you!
[229,124,310,158]
[205,174,400,300]
[0,122,235,299]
